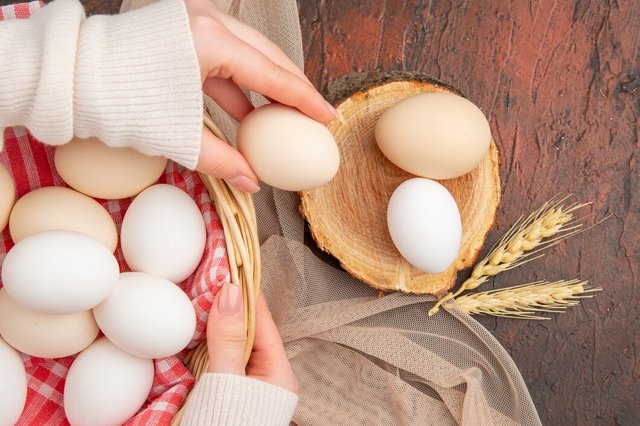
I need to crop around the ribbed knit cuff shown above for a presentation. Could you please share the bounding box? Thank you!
[180,373,299,426]
[74,0,203,169]
[0,0,84,145]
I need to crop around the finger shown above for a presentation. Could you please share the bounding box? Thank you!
[203,77,254,121]
[213,12,311,84]
[247,293,298,393]
[197,126,260,193]
[251,294,288,360]
[218,38,336,124]
[206,282,247,375]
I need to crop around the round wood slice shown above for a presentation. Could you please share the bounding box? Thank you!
[300,72,501,295]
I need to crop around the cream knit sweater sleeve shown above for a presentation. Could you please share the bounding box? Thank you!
[180,373,299,426]
[0,0,203,169]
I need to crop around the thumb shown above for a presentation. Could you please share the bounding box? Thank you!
[206,282,247,375]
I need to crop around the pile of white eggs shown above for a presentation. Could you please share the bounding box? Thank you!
[0,137,207,426]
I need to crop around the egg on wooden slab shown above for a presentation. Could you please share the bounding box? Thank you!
[0,163,15,233]
[121,184,206,284]
[9,186,118,251]
[375,92,491,180]
[0,289,99,359]
[54,137,167,200]
[93,272,196,359]
[387,178,462,274]
[1,230,119,315]
[64,337,154,426]
[0,337,27,426]
[237,103,340,191]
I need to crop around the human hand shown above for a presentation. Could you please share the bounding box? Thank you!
[184,0,337,193]
[206,283,298,394]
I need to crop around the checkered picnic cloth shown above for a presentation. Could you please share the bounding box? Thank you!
[0,3,231,424]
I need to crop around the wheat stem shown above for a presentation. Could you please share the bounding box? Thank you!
[428,196,590,316]
[454,280,601,319]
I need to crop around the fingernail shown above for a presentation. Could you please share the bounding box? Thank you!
[325,101,346,125]
[230,176,260,193]
[325,100,337,117]
[218,283,242,316]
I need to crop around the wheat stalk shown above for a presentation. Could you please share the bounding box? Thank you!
[428,196,590,316]
[454,280,601,319]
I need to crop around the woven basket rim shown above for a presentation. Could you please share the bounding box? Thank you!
[170,113,261,425]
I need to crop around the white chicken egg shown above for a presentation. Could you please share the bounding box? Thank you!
[120,184,206,284]
[0,337,27,426]
[64,337,154,426]
[387,178,462,273]
[93,272,196,359]
[1,230,119,315]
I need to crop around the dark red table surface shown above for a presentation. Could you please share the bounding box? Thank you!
[3,0,638,424]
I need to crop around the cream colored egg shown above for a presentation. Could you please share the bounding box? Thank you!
[93,272,196,359]
[0,289,99,359]
[9,187,117,251]
[1,230,119,315]
[238,103,340,191]
[64,337,154,426]
[375,92,491,179]
[0,336,27,426]
[0,163,15,233]
[54,137,167,200]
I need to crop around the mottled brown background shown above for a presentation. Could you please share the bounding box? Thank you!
[4,0,637,424]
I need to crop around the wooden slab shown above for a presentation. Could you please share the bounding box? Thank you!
[300,74,500,295]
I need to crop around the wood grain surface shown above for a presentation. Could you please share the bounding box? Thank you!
[300,77,501,295]
[6,0,638,424]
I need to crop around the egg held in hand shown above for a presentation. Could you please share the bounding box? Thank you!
[121,184,206,284]
[387,178,462,274]
[238,103,340,191]
[63,337,154,426]
[375,92,491,180]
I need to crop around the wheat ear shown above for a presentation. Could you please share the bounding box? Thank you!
[428,196,589,316]
[454,280,601,319]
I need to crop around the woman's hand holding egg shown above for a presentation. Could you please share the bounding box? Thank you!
[184,0,337,192]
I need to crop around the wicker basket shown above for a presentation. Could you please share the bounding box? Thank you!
[170,113,261,425]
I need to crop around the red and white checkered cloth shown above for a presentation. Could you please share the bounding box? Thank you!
[0,3,230,424]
